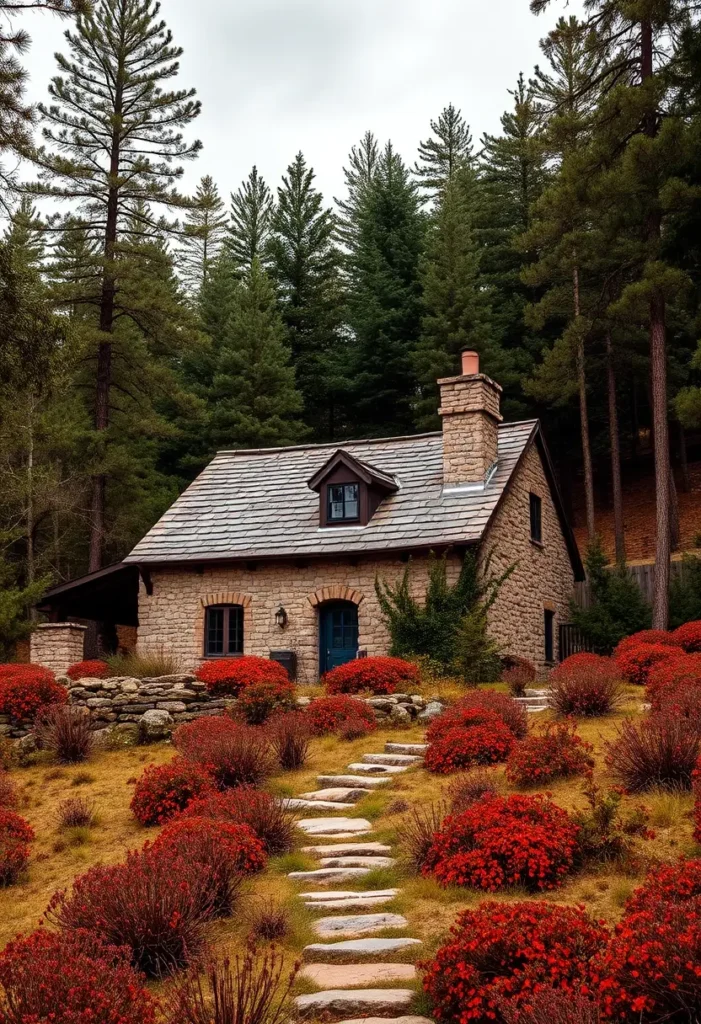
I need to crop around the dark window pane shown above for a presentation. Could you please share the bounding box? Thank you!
[530,493,542,543]
[227,606,243,654]
[206,608,224,655]
[544,609,555,663]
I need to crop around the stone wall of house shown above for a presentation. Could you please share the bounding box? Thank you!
[482,443,576,673]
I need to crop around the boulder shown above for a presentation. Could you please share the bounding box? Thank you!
[138,708,174,743]
[390,704,412,724]
[418,701,444,721]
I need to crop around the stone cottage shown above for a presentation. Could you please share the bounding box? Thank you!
[34,352,583,681]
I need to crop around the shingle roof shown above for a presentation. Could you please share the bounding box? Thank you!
[124,421,539,565]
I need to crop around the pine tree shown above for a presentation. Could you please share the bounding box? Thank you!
[229,165,273,274]
[32,0,201,570]
[267,152,343,439]
[335,131,379,260]
[347,142,425,436]
[179,175,228,294]
[414,103,474,202]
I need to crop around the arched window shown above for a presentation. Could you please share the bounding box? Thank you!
[204,604,244,657]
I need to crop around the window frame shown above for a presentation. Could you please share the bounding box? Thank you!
[326,481,361,524]
[204,603,244,658]
[544,608,555,664]
[529,492,543,545]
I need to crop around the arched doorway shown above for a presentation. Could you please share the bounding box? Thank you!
[319,600,359,675]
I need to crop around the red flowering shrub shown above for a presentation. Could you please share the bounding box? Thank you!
[549,654,623,716]
[0,928,157,1024]
[672,619,701,653]
[0,809,34,886]
[130,757,213,826]
[323,655,420,695]
[654,676,701,721]
[180,786,296,854]
[694,757,701,843]
[0,666,66,724]
[427,692,528,742]
[46,846,213,977]
[615,642,682,686]
[592,858,701,1021]
[195,656,288,697]
[646,651,701,707]
[425,713,516,774]
[506,724,595,787]
[497,987,601,1024]
[421,900,608,1024]
[614,630,681,659]
[266,710,311,770]
[305,694,376,735]
[173,716,275,787]
[66,659,111,680]
[233,679,296,725]
[0,771,17,809]
[423,793,579,891]
[502,655,537,681]
[502,662,535,697]
[606,715,701,792]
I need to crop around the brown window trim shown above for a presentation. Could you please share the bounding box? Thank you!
[203,603,244,658]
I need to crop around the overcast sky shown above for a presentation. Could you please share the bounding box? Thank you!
[21,0,583,208]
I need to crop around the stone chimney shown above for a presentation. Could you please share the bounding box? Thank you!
[438,349,503,486]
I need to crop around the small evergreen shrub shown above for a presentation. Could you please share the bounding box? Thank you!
[195,656,288,696]
[669,555,701,629]
[0,809,34,886]
[0,770,17,809]
[421,900,608,1024]
[66,659,111,680]
[615,641,682,686]
[423,793,580,891]
[35,704,93,763]
[427,692,528,741]
[130,757,213,826]
[181,787,296,854]
[425,714,515,774]
[672,619,701,653]
[323,655,419,695]
[173,716,275,788]
[0,929,157,1024]
[506,724,595,787]
[572,781,653,865]
[233,679,296,724]
[305,694,376,735]
[570,538,651,654]
[266,710,311,770]
[0,666,67,724]
[606,716,701,792]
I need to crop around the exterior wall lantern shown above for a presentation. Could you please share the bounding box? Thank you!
[275,606,288,629]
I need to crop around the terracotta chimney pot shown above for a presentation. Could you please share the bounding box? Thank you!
[461,349,480,376]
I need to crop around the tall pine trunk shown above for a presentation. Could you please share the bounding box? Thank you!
[573,264,596,541]
[605,333,626,563]
[678,421,690,493]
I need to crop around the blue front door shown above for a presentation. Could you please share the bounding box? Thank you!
[320,601,359,674]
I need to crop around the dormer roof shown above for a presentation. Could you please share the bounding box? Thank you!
[307,449,399,495]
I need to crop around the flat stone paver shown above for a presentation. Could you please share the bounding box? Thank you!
[301,843,393,858]
[313,913,408,938]
[317,775,391,789]
[303,937,422,963]
[287,798,358,811]
[304,895,398,911]
[295,989,415,1018]
[346,763,409,775]
[336,1017,434,1024]
[297,818,372,836]
[289,867,372,883]
[299,788,367,803]
[318,856,395,869]
[384,742,428,755]
[300,963,417,987]
[301,889,399,902]
[362,753,423,766]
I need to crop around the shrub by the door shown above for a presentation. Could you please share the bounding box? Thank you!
[323,656,420,695]
[195,656,288,696]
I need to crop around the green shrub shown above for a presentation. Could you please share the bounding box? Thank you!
[571,538,650,654]
[669,554,701,629]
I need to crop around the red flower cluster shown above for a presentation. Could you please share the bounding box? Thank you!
[181,786,296,854]
[305,694,376,735]
[0,665,67,724]
[233,678,297,724]
[152,815,266,874]
[195,656,288,696]
[615,642,681,686]
[130,757,213,826]
[66,659,111,680]
[592,858,701,1021]
[423,793,580,891]
[425,711,515,774]
[0,928,157,1024]
[506,723,595,787]
[428,692,528,741]
[323,656,420,695]
[173,716,275,787]
[421,900,608,1024]
[646,651,701,704]
[614,630,681,658]
[694,756,701,844]
[0,808,35,886]
[672,619,701,653]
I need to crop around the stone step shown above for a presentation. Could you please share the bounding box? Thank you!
[513,696,550,706]
[302,843,393,858]
[297,818,372,836]
[287,798,357,811]
[299,788,367,803]
[337,1017,434,1024]
[304,895,398,911]
[318,775,391,789]
[362,753,422,767]
[347,762,409,774]
[319,856,395,869]
[295,989,415,1019]
[384,743,428,755]
[303,937,422,963]
[528,706,548,714]
[300,963,417,988]
[313,913,408,939]
[301,889,399,903]
[290,867,372,883]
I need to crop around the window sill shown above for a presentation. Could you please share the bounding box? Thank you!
[202,652,244,660]
[530,538,545,549]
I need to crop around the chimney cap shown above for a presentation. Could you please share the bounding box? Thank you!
[461,349,480,376]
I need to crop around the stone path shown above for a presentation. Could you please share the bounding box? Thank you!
[289,739,431,1021]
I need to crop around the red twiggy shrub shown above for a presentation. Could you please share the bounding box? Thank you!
[46,847,213,977]
[338,716,374,740]
[425,714,515,774]
[267,710,311,770]
[233,679,296,725]
[672,619,701,653]
[694,757,701,843]
[549,654,623,716]
[592,858,701,1022]
[195,656,288,696]
[421,900,608,1024]
[305,694,376,735]
[130,757,213,826]
[174,716,275,788]
[615,642,682,686]
[181,786,296,854]
[0,770,17,809]
[423,793,579,891]
[427,692,528,742]
[323,655,419,695]
[0,809,34,886]
[0,666,66,724]
[0,928,157,1024]
[66,659,111,680]
[35,704,93,763]
[506,724,595,787]
[605,715,701,792]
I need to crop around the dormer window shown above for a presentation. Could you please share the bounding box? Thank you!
[328,483,359,522]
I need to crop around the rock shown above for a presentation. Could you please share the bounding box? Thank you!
[296,696,312,707]
[389,704,411,724]
[141,674,195,686]
[155,701,187,714]
[361,753,422,766]
[418,701,444,721]
[337,1017,433,1024]
[86,697,112,709]
[296,818,372,836]
[318,856,395,869]
[312,913,408,938]
[299,963,417,988]
[316,775,390,790]
[289,868,372,883]
[385,742,427,755]
[285,798,358,811]
[298,788,366,803]
[303,937,421,963]
[346,763,408,774]
[301,843,392,857]
[301,889,399,902]
[138,708,174,743]
[295,989,415,1018]
[304,895,399,911]
[365,698,396,713]
[16,733,37,759]
[111,722,140,744]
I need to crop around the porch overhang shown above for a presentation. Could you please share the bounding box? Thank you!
[36,562,140,626]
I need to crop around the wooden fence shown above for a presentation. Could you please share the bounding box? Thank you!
[573,559,689,610]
